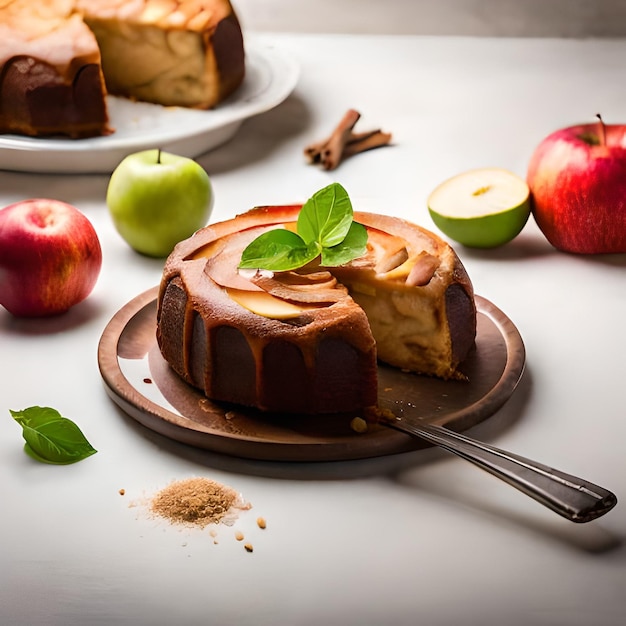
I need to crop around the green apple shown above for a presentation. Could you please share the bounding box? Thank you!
[427,168,531,248]
[107,149,213,257]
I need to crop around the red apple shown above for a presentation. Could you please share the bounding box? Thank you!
[527,117,626,254]
[0,199,102,317]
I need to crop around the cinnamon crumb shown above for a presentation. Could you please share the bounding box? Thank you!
[244,543,254,553]
[256,516,267,530]
[235,530,244,541]
[118,488,125,496]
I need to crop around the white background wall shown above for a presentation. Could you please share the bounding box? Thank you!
[234,0,626,37]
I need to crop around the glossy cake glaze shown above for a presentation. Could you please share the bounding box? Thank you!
[0,0,245,138]
[157,205,477,415]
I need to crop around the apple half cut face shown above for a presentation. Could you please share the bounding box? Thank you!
[427,168,531,248]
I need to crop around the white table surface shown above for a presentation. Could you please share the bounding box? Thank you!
[1,33,625,626]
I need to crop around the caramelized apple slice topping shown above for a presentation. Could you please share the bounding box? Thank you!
[226,288,319,320]
[376,250,440,286]
[250,270,347,304]
[269,269,336,288]
[203,229,269,292]
[374,244,409,274]
[367,227,409,273]
[406,252,441,286]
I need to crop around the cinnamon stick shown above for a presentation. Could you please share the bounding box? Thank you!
[343,131,393,157]
[304,109,392,170]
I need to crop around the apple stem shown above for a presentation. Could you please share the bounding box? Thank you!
[596,113,606,146]
[157,149,162,164]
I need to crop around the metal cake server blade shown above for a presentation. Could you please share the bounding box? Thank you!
[379,412,618,523]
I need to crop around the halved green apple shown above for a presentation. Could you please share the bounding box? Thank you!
[427,168,531,248]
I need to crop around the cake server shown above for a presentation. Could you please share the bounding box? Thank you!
[379,412,618,524]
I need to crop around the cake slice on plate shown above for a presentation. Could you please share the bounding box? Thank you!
[0,0,245,138]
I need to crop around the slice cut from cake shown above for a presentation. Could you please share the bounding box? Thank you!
[156,203,477,415]
[0,1,111,138]
[0,0,245,138]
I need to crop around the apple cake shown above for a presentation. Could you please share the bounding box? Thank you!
[156,205,477,414]
[0,2,110,138]
[0,0,245,138]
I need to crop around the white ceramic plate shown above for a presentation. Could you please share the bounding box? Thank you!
[0,39,299,174]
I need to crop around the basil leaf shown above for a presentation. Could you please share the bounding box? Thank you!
[298,183,353,247]
[239,229,320,271]
[23,443,59,464]
[238,182,367,272]
[321,221,368,266]
[10,406,97,465]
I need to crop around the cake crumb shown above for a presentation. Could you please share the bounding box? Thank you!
[235,530,245,541]
[377,407,397,421]
[350,417,368,433]
[256,516,267,529]
[119,488,126,496]
[244,543,254,553]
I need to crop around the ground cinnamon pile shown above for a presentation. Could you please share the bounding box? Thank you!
[150,477,239,528]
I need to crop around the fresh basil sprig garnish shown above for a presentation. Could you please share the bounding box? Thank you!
[10,406,97,465]
[239,183,368,271]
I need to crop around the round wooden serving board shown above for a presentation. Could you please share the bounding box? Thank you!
[97,287,525,462]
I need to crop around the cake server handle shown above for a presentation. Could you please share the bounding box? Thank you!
[381,416,617,523]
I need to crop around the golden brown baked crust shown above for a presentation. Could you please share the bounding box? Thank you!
[157,205,477,415]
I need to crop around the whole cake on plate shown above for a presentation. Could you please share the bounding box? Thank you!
[156,186,477,414]
[0,0,245,138]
